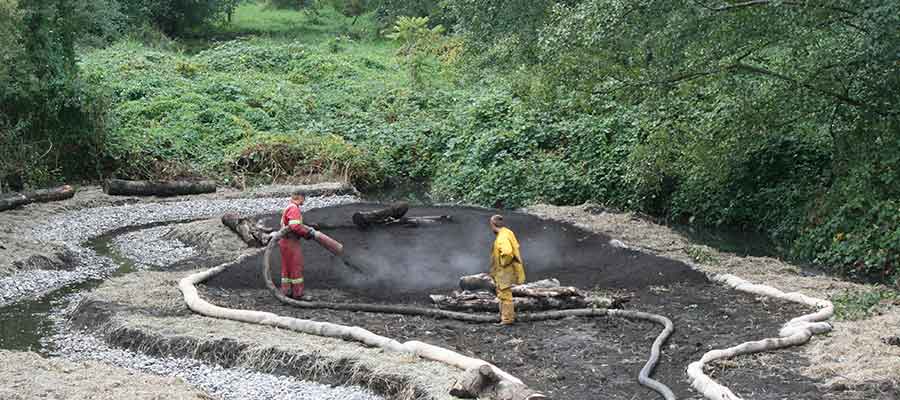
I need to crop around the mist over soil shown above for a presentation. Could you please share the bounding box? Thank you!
[201,203,882,399]
[206,204,707,299]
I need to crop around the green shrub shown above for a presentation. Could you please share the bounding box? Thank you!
[0,0,108,190]
[226,132,384,189]
[832,288,899,321]
[795,200,900,285]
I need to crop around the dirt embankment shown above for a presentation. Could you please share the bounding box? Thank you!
[0,350,207,400]
[72,270,464,400]
[525,204,900,395]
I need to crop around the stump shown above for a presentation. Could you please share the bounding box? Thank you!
[104,179,216,197]
[0,185,75,211]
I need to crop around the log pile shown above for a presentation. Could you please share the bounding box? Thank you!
[104,179,216,197]
[0,185,75,212]
[431,274,621,312]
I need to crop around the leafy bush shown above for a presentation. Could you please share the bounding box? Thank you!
[795,200,900,284]
[119,0,230,36]
[0,0,107,190]
[832,287,899,321]
[62,1,900,286]
[373,0,451,33]
[227,132,383,189]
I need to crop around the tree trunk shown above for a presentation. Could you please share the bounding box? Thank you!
[317,215,451,230]
[430,290,612,312]
[0,185,75,212]
[0,193,28,212]
[352,202,409,228]
[451,365,546,400]
[439,275,620,311]
[459,273,496,291]
[459,273,575,296]
[104,179,216,197]
[221,213,273,246]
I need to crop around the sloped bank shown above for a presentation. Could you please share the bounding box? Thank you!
[525,204,899,399]
[0,349,207,400]
[68,271,463,400]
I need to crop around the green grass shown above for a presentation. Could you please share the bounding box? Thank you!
[832,288,899,321]
[215,3,376,41]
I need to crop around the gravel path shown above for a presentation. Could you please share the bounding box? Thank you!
[112,225,199,269]
[7,191,384,400]
[0,195,356,306]
[48,293,383,400]
[0,349,207,400]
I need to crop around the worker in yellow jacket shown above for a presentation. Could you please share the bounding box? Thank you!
[489,214,526,324]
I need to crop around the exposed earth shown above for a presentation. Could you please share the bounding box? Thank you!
[1,187,898,400]
[201,204,886,400]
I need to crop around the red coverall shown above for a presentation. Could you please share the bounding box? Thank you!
[280,203,310,298]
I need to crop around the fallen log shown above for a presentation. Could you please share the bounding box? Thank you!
[104,179,216,197]
[352,202,409,228]
[459,273,496,292]
[0,193,28,212]
[451,364,545,400]
[441,275,624,311]
[318,215,451,230]
[459,274,580,297]
[391,215,452,227]
[0,185,75,212]
[430,290,614,312]
[221,213,273,246]
[514,283,581,298]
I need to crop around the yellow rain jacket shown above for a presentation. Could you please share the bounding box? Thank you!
[490,227,526,289]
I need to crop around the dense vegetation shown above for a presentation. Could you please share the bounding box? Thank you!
[0,1,897,284]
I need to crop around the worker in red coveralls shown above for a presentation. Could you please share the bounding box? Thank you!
[279,190,317,299]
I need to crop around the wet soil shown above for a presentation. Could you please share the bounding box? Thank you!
[200,204,856,400]
[207,204,707,296]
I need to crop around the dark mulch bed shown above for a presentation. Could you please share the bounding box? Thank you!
[202,204,841,400]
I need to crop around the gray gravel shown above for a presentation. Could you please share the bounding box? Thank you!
[12,193,383,400]
[46,294,383,400]
[112,225,198,269]
[0,195,356,306]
